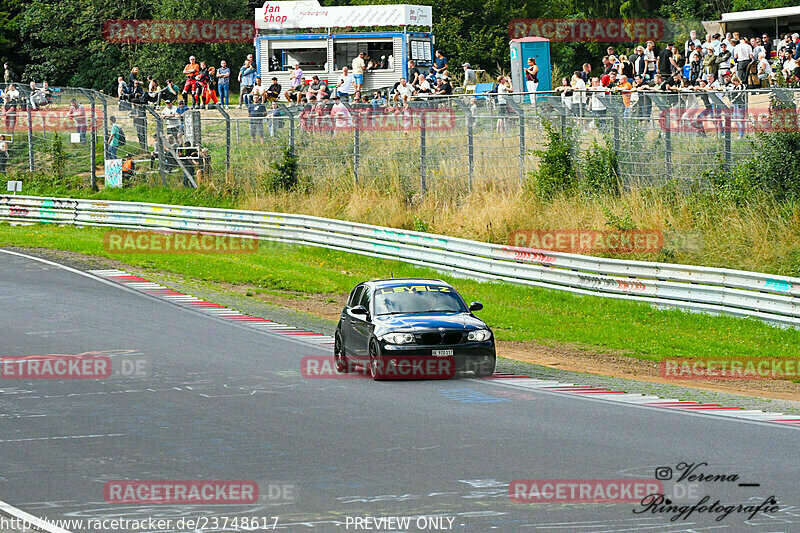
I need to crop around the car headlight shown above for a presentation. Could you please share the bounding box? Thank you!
[468,329,492,342]
[381,332,416,344]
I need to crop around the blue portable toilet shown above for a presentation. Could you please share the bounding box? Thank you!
[509,36,551,104]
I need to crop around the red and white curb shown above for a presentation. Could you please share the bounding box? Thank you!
[90,269,799,429]
[482,374,800,428]
[89,269,335,348]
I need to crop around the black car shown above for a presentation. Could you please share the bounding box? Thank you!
[334,278,496,380]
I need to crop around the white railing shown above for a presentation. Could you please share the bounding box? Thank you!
[2,195,798,327]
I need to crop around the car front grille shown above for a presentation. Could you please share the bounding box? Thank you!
[418,331,464,345]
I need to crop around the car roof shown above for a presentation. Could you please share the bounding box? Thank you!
[366,278,451,289]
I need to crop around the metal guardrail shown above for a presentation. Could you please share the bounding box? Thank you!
[1,194,798,327]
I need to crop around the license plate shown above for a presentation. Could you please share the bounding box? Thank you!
[432,349,454,356]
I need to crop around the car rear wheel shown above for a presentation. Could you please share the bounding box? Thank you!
[334,333,349,373]
[473,356,496,378]
[369,341,385,381]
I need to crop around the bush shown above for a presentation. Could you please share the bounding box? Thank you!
[263,145,298,192]
[51,134,66,181]
[705,112,800,203]
[580,140,620,196]
[528,118,576,199]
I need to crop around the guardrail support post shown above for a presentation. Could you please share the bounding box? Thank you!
[80,89,98,191]
[723,114,732,173]
[26,106,34,171]
[93,90,108,161]
[517,105,525,184]
[145,105,167,186]
[353,119,360,185]
[420,115,427,193]
[664,118,672,179]
[215,105,232,172]
[467,112,474,191]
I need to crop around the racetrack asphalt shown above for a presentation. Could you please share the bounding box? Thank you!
[1,250,798,533]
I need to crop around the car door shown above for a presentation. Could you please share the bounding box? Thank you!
[341,284,364,355]
[349,285,373,361]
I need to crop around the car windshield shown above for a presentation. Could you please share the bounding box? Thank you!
[374,285,467,315]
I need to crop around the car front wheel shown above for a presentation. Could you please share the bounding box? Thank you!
[369,341,385,381]
[334,333,349,373]
[473,356,496,378]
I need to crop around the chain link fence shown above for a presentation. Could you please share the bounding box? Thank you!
[2,84,798,192]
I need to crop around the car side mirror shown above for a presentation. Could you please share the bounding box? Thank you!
[351,305,368,315]
[469,302,483,312]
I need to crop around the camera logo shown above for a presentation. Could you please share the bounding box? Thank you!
[654,467,673,480]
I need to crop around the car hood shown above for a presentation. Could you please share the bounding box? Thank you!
[374,313,487,332]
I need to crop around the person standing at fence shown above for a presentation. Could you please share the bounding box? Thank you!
[204,66,219,108]
[182,56,200,106]
[588,77,607,130]
[0,141,8,173]
[248,96,266,143]
[107,116,122,159]
[644,41,657,80]
[717,43,732,78]
[525,57,538,107]
[571,70,587,116]
[238,58,257,108]
[134,106,147,149]
[67,99,87,144]
[495,75,512,134]
[2,83,19,134]
[266,101,282,137]
[462,63,476,86]
[733,38,753,85]
[217,61,231,108]
[352,52,366,94]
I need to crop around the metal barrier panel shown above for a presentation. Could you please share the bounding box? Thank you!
[1,194,799,328]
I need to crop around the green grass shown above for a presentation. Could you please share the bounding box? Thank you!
[2,222,799,362]
[2,174,236,208]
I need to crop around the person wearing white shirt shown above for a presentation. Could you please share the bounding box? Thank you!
[570,72,587,112]
[336,67,356,99]
[331,96,352,130]
[757,52,771,87]
[496,75,513,133]
[394,78,414,102]
[733,39,753,82]
[2,83,20,133]
[685,30,702,56]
